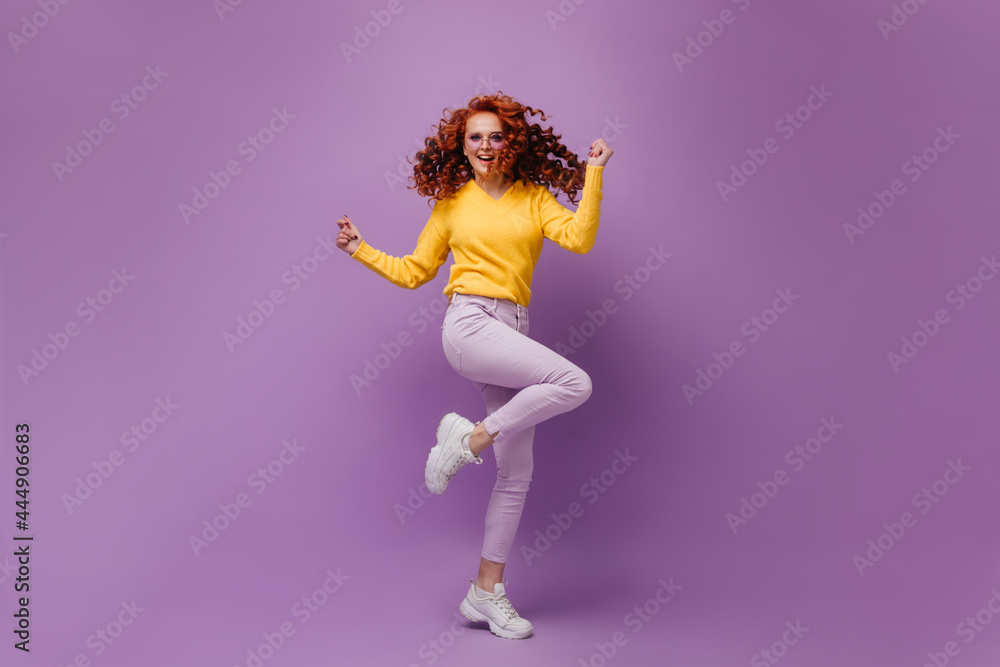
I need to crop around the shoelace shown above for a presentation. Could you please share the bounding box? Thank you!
[443,448,481,481]
[494,592,519,620]
[478,577,519,620]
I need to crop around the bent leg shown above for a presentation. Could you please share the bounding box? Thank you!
[445,311,592,445]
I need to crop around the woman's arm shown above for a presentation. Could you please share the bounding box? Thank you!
[537,164,605,254]
[349,210,450,289]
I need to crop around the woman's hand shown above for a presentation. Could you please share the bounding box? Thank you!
[587,138,614,167]
[335,214,363,255]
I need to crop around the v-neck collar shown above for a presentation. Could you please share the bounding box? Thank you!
[464,178,521,216]
[472,178,514,202]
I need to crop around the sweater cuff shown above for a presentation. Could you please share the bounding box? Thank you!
[585,163,604,189]
[351,240,378,264]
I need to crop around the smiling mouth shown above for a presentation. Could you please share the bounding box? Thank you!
[477,155,495,164]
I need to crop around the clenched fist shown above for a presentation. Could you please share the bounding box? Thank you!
[335,215,363,255]
[587,139,614,167]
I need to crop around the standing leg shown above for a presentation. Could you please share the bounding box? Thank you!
[473,382,535,592]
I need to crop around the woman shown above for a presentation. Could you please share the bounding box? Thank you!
[335,92,613,639]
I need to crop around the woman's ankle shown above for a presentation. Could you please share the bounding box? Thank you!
[469,422,497,456]
[469,423,488,455]
[475,578,499,593]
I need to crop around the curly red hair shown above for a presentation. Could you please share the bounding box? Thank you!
[408,92,588,207]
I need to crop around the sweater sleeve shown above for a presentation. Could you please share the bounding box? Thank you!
[537,164,604,254]
[350,209,450,289]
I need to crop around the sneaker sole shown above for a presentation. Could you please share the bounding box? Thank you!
[459,599,532,639]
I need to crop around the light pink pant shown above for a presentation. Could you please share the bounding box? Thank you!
[440,292,593,563]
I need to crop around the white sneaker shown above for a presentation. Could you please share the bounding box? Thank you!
[459,578,533,639]
[425,413,482,495]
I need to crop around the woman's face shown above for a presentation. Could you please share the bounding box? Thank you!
[462,111,506,179]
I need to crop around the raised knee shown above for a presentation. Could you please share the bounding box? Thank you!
[557,367,592,404]
[573,370,593,404]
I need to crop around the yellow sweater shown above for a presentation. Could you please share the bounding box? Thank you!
[350,164,604,307]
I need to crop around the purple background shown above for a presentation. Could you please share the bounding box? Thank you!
[3,0,1000,665]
